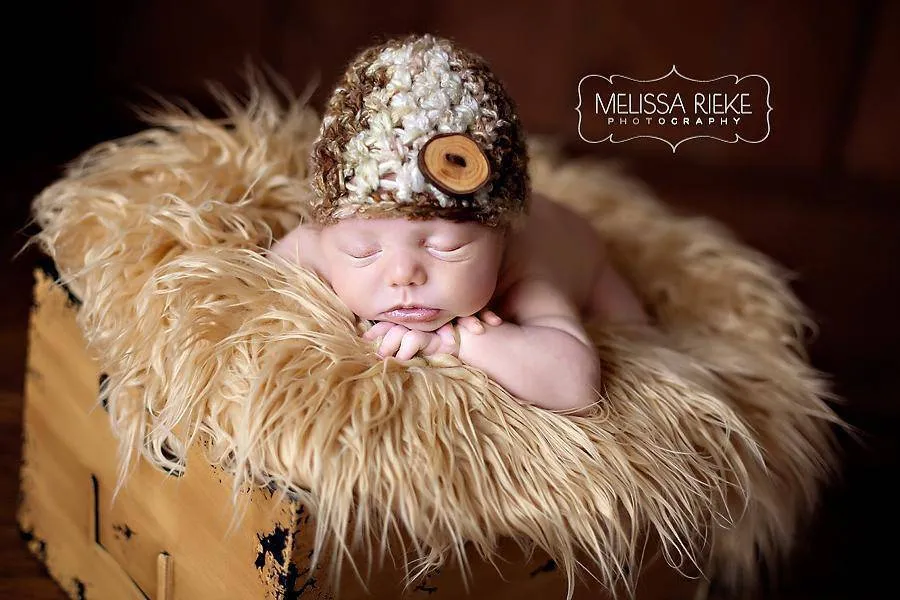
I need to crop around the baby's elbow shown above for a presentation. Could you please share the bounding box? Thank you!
[560,347,602,416]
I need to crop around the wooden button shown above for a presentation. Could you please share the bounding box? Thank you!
[418,133,490,195]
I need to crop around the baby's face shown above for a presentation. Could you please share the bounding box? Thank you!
[319,217,505,331]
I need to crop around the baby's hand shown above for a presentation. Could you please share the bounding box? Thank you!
[456,310,503,334]
[362,321,460,360]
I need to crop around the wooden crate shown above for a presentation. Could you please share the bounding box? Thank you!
[17,266,702,599]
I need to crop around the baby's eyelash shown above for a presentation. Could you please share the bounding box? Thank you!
[425,242,467,253]
[344,247,380,259]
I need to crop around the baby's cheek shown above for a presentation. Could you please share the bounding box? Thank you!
[331,275,370,313]
[456,269,499,314]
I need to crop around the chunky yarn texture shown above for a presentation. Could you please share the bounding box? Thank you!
[310,34,530,227]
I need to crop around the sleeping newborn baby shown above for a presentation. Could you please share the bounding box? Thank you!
[270,34,648,414]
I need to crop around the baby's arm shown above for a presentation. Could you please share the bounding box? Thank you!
[457,277,601,415]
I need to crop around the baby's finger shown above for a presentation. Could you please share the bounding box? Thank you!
[396,331,428,360]
[435,323,458,349]
[377,325,407,357]
[480,310,503,326]
[423,332,447,355]
[363,321,393,340]
[457,315,485,334]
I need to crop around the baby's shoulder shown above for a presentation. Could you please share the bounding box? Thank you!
[494,193,610,314]
[502,193,607,264]
[494,238,565,313]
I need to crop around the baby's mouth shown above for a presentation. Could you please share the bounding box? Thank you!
[382,306,442,322]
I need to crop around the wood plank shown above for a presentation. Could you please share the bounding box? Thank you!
[157,552,173,600]
[17,272,317,600]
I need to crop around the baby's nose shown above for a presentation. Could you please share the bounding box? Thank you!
[387,255,426,287]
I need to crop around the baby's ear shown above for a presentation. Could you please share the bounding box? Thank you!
[302,219,326,233]
[503,220,524,239]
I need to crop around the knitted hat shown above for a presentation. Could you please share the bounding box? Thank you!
[309,33,530,228]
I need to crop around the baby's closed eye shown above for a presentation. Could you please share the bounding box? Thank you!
[424,237,472,259]
[426,242,467,256]
[342,245,381,259]
[422,235,465,250]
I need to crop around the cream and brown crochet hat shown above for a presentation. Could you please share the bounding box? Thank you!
[309,33,530,228]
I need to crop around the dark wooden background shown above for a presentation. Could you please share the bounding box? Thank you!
[1,1,897,598]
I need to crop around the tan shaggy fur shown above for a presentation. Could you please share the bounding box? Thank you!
[23,76,842,598]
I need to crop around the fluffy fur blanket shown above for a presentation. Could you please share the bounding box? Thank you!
[25,80,840,597]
